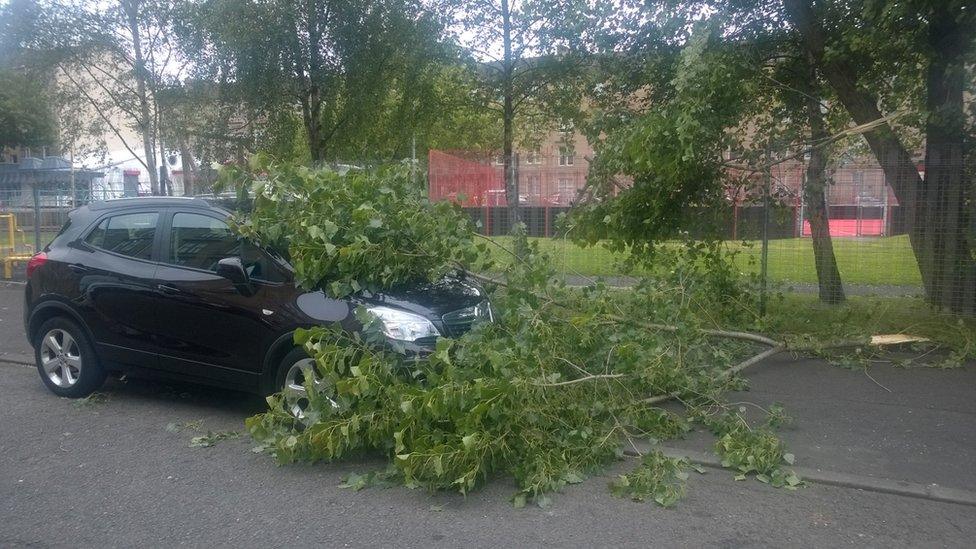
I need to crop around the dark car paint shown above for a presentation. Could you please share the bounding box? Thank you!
[24,197,486,394]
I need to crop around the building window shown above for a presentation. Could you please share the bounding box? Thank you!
[557,178,576,203]
[525,175,541,195]
[558,146,575,166]
[524,148,542,165]
[558,178,575,194]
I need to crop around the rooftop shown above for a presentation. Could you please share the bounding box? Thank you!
[0,156,104,186]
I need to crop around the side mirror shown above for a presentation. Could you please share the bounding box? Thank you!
[216,257,254,296]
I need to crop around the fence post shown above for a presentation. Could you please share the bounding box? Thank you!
[760,158,771,316]
[32,184,41,252]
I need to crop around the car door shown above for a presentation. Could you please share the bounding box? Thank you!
[74,209,163,368]
[151,209,291,388]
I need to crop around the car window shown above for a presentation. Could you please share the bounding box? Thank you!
[169,212,286,282]
[85,212,158,260]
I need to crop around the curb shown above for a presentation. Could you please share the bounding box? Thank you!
[627,445,976,508]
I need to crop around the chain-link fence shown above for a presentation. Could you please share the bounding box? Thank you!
[0,187,123,276]
[427,147,975,313]
[4,149,972,314]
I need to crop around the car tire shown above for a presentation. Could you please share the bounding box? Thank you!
[275,347,315,416]
[275,347,338,418]
[34,317,106,398]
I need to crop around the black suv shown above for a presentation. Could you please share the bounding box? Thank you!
[23,197,490,406]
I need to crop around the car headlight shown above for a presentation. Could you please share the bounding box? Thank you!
[366,306,440,342]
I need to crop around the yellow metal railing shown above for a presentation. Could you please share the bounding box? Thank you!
[0,213,35,279]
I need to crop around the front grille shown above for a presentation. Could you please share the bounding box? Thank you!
[441,300,492,338]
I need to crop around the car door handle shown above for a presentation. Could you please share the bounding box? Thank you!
[68,263,89,273]
[157,284,182,294]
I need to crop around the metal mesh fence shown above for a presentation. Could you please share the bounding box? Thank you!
[0,187,122,263]
[427,147,975,313]
[3,148,972,315]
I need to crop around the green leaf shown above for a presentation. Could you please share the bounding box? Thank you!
[563,471,585,484]
[535,494,552,508]
[512,494,527,509]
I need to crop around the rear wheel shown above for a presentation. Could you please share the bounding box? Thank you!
[34,317,106,398]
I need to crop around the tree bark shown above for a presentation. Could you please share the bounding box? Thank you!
[501,0,520,230]
[124,0,159,195]
[801,56,845,303]
[917,6,975,313]
[300,0,325,163]
[179,142,195,196]
[784,0,976,314]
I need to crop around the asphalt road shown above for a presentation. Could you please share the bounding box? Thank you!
[1,282,975,548]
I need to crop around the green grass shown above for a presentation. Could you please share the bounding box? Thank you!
[762,293,976,355]
[485,235,922,287]
[729,235,921,286]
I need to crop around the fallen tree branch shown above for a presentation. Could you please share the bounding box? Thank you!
[533,373,626,387]
[722,111,909,173]
[718,345,786,379]
[641,345,786,405]
[464,268,786,348]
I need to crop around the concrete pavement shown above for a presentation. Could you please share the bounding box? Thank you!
[2,283,975,547]
[0,281,31,365]
[661,354,976,494]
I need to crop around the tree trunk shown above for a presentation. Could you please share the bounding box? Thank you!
[802,56,845,303]
[784,0,976,314]
[124,0,159,195]
[501,0,520,230]
[179,143,195,196]
[915,6,975,313]
[158,132,169,196]
[301,0,325,164]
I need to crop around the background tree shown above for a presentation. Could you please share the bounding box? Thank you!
[783,0,976,313]
[12,0,188,194]
[0,69,57,149]
[177,0,457,165]
[444,0,588,227]
[0,0,62,150]
[568,0,976,305]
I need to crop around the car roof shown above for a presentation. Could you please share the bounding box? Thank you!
[88,196,215,211]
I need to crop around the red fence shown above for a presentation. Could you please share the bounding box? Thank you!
[429,149,907,239]
[428,150,502,206]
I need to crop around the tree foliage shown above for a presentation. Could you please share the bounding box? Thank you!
[178,0,460,163]
[0,68,56,149]
[0,0,61,149]
[238,162,797,507]
[569,24,752,258]
[225,156,490,296]
[443,0,590,224]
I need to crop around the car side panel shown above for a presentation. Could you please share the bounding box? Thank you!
[152,263,281,377]
[71,244,162,368]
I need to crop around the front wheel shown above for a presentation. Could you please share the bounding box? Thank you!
[275,348,339,419]
[34,317,106,398]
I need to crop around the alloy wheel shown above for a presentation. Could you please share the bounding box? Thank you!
[39,329,83,388]
[282,358,339,418]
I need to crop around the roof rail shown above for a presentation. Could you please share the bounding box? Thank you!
[89,196,211,210]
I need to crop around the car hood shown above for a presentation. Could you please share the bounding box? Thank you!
[362,275,487,319]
